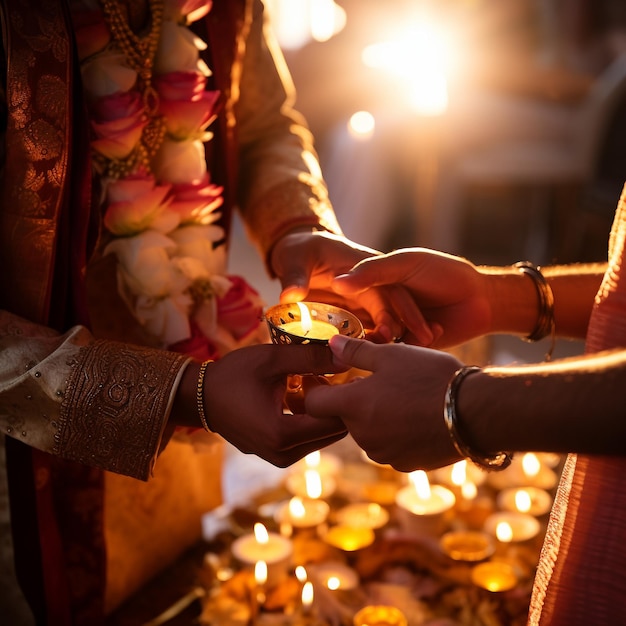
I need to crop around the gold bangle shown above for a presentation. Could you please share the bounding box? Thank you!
[514,261,556,360]
[444,365,513,472]
[196,360,214,432]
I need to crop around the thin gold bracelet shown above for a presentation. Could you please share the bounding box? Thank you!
[444,365,513,472]
[514,261,556,360]
[196,360,214,433]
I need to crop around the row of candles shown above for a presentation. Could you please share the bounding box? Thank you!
[211,448,559,624]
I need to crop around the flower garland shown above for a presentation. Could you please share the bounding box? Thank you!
[72,0,267,361]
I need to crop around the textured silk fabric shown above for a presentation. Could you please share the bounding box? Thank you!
[529,183,626,624]
[0,310,190,479]
[0,0,345,622]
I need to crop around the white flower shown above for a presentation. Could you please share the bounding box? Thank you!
[104,230,187,298]
[135,293,193,346]
[154,21,210,76]
[81,51,138,98]
[169,224,226,276]
[153,138,208,184]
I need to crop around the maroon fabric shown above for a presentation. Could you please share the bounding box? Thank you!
[1,1,246,623]
[530,186,626,623]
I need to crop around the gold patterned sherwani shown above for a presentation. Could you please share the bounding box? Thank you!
[0,1,341,623]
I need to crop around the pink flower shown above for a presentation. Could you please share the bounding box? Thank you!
[154,71,207,101]
[168,319,220,362]
[90,91,147,160]
[155,72,221,139]
[170,175,223,224]
[217,276,264,341]
[104,174,178,235]
[71,8,111,60]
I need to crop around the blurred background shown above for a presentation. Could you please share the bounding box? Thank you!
[264,0,626,263]
[225,0,626,506]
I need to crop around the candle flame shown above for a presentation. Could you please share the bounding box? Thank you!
[305,469,323,499]
[522,453,541,477]
[451,460,467,486]
[326,576,341,590]
[289,497,306,519]
[302,581,314,607]
[409,470,431,499]
[295,565,308,583]
[305,450,321,468]
[254,522,269,545]
[515,489,532,513]
[297,302,312,334]
[496,521,513,543]
[254,560,268,585]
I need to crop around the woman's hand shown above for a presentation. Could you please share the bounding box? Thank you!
[270,230,435,345]
[305,335,463,472]
[331,249,494,348]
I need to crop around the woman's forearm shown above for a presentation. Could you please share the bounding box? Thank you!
[486,262,605,340]
[459,348,626,457]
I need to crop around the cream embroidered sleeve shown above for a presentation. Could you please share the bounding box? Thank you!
[0,310,189,480]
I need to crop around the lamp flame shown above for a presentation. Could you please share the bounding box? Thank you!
[522,453,541,477]
[297,302,313,334]
[305,469,323,499]
[254,522,269,545]
[496,521,513,543]
[515,489,532,513]
[409,470,431,500]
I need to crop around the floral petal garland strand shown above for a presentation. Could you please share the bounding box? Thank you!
[74,0,265,360]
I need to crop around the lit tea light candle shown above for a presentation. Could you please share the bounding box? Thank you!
[497,486,553,517]
[309,562,360,590]
[440,530,495,562]
[395,470,455,535]
[484,511,541,543]
[280,302,340,341]
[299,450,342,477]
[322,525,375,552]
[335,502,390,530]
[286,468,337,500]
[301,581,314,613]
[488,453,558,491]
[275,497,330,530]
[353,605,408,626]
[254,560,268,586]
[431,460,487,487]
[471,560,518,592]
[231,522,293,586]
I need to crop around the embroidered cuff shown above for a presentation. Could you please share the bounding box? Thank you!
[58,340,189,480]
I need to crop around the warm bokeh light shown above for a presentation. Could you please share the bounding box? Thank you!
[263,0,346,50]
[302,581,314,608]
[295,565,308,583]
[305,450,321,468]
[461,480,478,501]
[305,469,323,499]
[348,111,376,140]
[496,521,513,543]
[522,453,541,477]
[450,460,467,486]
[327,576,341,590]
[311,0,346,43]
[254,560,268,585]
[254,522,269,544]
[361,18,454,116]
[515,489,532,513]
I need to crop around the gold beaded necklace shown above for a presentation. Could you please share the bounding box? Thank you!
[97,0,167,178]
